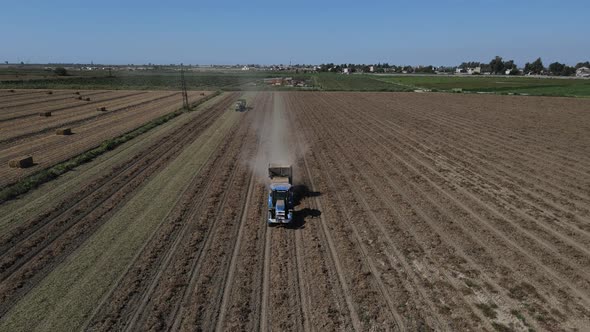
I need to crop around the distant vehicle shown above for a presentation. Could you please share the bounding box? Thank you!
[267,164,293,225]
[235,99,247,112]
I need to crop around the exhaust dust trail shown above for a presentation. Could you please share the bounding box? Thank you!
[269,92,292,166]
[247,92,300,184]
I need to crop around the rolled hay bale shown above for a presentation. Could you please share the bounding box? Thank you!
[39,112,52,117]
[96,106,107,112]
[85,97,91,101]
[9,89,15,92]
[56,128,72,135]
[77,96,83,100]
[74,91,80,95]
[46,91,53,95]
[9,156,34,168]
[200,92,205,96]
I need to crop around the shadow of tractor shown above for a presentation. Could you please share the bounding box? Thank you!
[285,185,322,230]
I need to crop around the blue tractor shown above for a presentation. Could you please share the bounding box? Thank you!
[268,164,293,225]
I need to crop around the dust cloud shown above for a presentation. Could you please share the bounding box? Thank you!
[247,92,301,184]
[268,93,293,165]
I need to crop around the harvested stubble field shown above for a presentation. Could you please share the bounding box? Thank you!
[0,90,589,331]
[0,89,213,187]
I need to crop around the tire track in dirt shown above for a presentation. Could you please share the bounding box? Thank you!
[371,95,590,190]
[329,95,590,263]
[0,93,235,257]
[85,99,248,331]
[214,156,265,332]
[218,94,353,332]
[354,93,590,208]
[367,93,590,168]
[254,93,306,332]
[363,100,590,246]
[356,94,590,200]
[210,99,269,330]
[0,94,238,317]
[296,94,540,330]
[292,94,468,330]
[363,105,590,257]
[302,92,588,328]
[167,99,262,332]
[113,94,261,332]
[327,97,590,292]
[121,122,247,331]
[295,145,363,331]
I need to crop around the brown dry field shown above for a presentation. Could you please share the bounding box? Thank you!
[0,91,589,331]
[0,89,213,187]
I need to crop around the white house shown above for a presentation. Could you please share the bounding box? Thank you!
[467,67,481,75]
[369,66,375,72]
[576,67,590,78]
[343,68,350,74]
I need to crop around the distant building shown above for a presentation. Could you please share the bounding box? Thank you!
[369,66,375,72]
[241,66,250,71]
[576,67,590,78]
[467,67,481,75]
[343,68,350,74]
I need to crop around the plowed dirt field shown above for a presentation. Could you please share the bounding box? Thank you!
[0,91,589,331]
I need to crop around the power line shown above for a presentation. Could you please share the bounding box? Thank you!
[180,64,189,110]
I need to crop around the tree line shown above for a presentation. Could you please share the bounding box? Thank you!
[316,58,590,76]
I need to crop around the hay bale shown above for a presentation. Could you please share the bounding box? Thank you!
[8,89,15,93]
[200,92,205,96]
[77,96,83,100]
[46,91,53,95]
[9,156,33,168]
[85,97,91,101]
[56,128,72,135]
[96,106,107,112]
[39,112,52,117]
[74,91,80,95]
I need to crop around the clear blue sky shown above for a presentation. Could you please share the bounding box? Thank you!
[2,0,589,66]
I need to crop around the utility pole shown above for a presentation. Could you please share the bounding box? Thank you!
[180,63,189,110]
